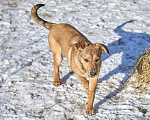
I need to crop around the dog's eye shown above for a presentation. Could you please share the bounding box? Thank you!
[84,59,89,62]
[95,59,99,62]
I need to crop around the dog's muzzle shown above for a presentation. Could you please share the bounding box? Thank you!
[89,72,97,77]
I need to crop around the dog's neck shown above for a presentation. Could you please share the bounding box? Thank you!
[68,46,87,77]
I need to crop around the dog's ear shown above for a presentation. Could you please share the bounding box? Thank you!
[75,41,89,50]
[96,43,110,56]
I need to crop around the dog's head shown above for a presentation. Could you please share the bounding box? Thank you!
[75,42,110,78]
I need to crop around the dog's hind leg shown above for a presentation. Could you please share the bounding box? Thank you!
[52,52,62,86]
[49,37,62,87]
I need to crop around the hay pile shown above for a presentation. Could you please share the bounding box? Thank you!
[135,51,150,85]
[128,48,150,91]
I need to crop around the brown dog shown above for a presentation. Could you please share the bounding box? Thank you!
[31,4,110,115]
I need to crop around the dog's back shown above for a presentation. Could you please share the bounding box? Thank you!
[31,4,90,57]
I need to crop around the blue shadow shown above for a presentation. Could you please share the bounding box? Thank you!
[95,20,150,110]
[99,20,150,83]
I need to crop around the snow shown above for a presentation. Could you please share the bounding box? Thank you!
[0,0,150,119]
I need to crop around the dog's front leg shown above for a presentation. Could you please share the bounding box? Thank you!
[77,75,89,93]
[86,77,98,115]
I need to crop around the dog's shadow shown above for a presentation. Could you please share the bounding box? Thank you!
[61,71,74,84]
[95,20,150,110]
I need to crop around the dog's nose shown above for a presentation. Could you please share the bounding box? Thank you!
[90,72,97,77]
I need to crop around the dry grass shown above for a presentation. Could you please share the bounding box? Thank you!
[39,12,53,18]
[127,47,150,92]
[134,48,150,85]
[3,0,18,7]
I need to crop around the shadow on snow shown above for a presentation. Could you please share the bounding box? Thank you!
[95,20,150,110]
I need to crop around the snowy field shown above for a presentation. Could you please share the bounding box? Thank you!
[0,0,150,119]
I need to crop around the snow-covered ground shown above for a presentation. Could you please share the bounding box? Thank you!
[0,0,150,119]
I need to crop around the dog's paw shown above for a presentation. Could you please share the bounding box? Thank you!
[86,104,95,116]
[53,81,61,87]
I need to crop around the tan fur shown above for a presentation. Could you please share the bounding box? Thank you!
[31,4,110,115]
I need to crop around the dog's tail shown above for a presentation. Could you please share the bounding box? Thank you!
[31,4,55,30]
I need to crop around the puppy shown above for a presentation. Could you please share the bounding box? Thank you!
[31,4,110,115]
